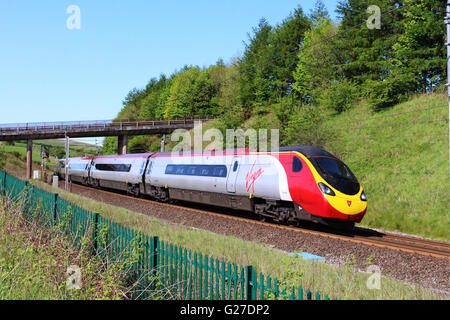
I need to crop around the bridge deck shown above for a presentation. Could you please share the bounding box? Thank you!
[0,118,213,141]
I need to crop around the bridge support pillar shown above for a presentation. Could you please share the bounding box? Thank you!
[118,135,128,155]
[26,139,32,179]
[161,134,166,152]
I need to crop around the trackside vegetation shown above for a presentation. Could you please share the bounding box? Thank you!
[96,0,448,240]
[102,0,445,155]
[30,179,447,300]
[0,199,126,299]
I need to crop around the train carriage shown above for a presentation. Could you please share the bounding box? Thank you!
[145,150,290,211]
[66,157,92,184]
[89,153,152,195]
[61,145,367,229]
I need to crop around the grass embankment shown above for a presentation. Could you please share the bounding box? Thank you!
[33,179,446,300]
[215,92,449,240]
[0,198,129,300]
[322,93,449,240]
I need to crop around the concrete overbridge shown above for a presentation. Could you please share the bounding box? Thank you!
[0,118,212,179]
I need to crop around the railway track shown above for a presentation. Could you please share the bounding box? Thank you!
[66,182,450,260]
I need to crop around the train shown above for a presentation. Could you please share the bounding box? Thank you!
[56,146,367,229]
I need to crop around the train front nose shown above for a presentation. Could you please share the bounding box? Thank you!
[330,191,367,214]
[322,187,367,222]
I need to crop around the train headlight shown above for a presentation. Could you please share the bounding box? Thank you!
[360,190,367,201]
[318,182,335,196]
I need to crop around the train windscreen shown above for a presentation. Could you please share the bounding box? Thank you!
[311,157,360,195]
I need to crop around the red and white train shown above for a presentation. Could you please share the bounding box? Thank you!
[58,146,367,228]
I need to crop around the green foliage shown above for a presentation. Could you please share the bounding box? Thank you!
[334,0,445,109]
[318,78,359,113]
[104,0,446,156]
[238,18,275,115]
[269,7,311,95]
[0,201,126,299]
[282,103,331,147]
[238,10,310,113]
[165,68,201,118]
[308,0,329,27]
[364,74,415,111]
[392,0,446,93]
[292,17,337,103]
[101,137,117,155]
[321,92,449,239]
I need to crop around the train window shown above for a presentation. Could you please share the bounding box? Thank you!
[165,164,227,178]
[213,166,227,177]
[69,163,87,170]
[175,166,186,175]
[186,166,197,175]
[95,163,132,172]
[315,157,355,181]
[292,157,302,172]
[233,161,238,172]
[146,161,153,174]
[165,165,175,174]
[199,166,211,176]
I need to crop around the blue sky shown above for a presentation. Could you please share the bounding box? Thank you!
[0,0,339,144]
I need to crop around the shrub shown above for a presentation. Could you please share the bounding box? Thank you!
[318,79,359,113]
[364,74,416,111]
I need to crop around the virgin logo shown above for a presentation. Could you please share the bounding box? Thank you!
[246,160,264,193]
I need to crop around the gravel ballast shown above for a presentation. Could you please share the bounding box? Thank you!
[63,182,450,295]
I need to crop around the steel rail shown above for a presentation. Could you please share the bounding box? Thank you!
[67,182,450,260]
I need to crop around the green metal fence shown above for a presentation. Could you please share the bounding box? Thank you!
[0,170,333,300]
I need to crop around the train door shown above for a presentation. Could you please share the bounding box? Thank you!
[226,156,240,193]
[141,156,153,194]
[84,159,93,184]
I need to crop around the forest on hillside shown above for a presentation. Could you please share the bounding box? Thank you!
[102,0,446,154]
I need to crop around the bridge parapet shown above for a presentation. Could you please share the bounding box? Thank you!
[0,118,214,141]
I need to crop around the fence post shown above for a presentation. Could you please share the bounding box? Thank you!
[246,265,256,300]
[24,181,29,215]
[53,193,58,226]
[92,213,100,255]
[151,236,159,292]
[306,288,312,300]
[2,171,6,196]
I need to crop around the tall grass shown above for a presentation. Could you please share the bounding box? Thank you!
[322,92,449,240]
[0,196,147,300]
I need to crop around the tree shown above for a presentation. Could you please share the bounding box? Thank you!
[292,17,337,103]
[140,75,168,119]
[392,0,446,93]
[334,0,401,85]
[270,6,311,95]
[209,60,240,111]
[309,0,329,27]
[163,68,218,119]
[117,88,147,120]
[238,18,274,115]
